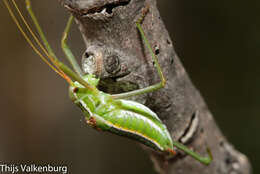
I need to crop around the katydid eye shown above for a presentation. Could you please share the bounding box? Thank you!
[73,87,79,93]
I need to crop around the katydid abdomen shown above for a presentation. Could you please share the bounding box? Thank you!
[69,75,174,153]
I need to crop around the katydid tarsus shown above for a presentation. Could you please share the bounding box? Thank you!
[3,0,212,165]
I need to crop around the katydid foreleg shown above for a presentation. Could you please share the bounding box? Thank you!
[61,15,83,76]
[25,0,94,91]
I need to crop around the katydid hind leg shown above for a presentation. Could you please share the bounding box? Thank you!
[112,7,166,99]
[61,15,83,76]
[172,141,213,165]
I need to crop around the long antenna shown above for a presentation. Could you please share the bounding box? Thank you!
[3,0,72,84]
[7,0,97,91]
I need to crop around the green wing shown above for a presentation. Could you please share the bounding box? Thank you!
[118,99,162,123]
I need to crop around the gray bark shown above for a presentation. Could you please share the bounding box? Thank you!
[59,0,251,173]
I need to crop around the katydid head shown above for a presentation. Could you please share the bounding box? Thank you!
[68,74,100,102]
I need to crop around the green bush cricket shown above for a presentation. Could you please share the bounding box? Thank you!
[3,0,212,165]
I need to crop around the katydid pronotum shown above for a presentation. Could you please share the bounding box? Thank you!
[3,0,212,165]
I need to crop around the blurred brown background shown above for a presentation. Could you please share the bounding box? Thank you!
[0,0,258,173]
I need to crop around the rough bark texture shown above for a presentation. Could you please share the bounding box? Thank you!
[59,0,251,173]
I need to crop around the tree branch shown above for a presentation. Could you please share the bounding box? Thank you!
[59,0,251,173]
